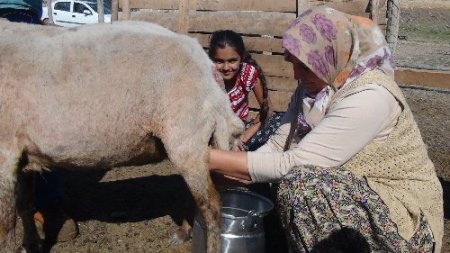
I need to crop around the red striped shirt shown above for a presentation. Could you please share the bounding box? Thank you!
[228,63,259,121]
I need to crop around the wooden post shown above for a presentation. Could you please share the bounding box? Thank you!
[111,0,118,22]
[369,0,380,24]
[97,0,104,23]
[122,0,131,20]
[386,0,400,54]
[47,0,54,24]
[177,0,191,33]
[296,0,308,17]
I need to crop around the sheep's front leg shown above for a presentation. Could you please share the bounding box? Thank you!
[0,143,21,252]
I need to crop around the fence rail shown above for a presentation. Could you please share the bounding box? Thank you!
[115,0,396,112]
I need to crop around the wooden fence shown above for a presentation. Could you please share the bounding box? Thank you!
[115,0,389,112]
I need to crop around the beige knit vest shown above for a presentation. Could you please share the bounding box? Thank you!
[328,70,443,252]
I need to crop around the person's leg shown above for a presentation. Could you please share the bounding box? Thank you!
[0,8,41,24]
[276,165,435,253]
[244,112,284,151]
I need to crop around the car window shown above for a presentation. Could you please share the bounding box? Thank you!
[54,1,70,11]
[85,1,111,14]
[74,2,90,14]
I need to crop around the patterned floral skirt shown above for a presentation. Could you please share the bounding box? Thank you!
[244,112,284,151]
[276,165,435,253]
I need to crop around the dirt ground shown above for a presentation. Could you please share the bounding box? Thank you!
[14,4,450,253]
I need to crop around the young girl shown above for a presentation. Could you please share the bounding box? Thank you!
[208,30,282,151]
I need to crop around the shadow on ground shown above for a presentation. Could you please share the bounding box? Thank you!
[60,170,196,225]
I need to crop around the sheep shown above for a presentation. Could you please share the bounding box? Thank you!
[0,19,244,253]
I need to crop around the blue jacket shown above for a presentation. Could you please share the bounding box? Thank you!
[0,0,42,18]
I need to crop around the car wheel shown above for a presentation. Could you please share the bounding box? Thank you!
[42,18,50,25]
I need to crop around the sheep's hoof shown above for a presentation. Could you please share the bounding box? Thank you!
[17,244,43,253]
[169,227,192,244]
[15,247,26,253]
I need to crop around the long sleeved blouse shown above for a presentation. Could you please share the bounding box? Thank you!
[247,83,402,183]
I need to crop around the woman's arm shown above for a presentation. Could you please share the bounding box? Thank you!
[247,85,401,182]
[209,149,251,181]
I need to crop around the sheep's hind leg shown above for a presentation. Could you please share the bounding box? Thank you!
[160,121,221,252]
[182,169,221,253]
[165,144,221,252]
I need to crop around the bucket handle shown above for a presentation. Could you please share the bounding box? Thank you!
[240,211,261,231]
[247,209,262,218]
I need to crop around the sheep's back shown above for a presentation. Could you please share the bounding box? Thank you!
[0,20,236,166]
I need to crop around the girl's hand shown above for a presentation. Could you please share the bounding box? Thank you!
[238,137,246,151]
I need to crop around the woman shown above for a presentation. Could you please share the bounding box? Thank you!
[209,5,443,253]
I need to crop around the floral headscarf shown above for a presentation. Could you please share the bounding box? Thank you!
[283,5,395,90]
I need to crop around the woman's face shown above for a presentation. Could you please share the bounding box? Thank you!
[213,46,242,82]
[285,51,327,95]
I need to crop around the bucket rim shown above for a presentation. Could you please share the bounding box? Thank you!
[220,187,274,217]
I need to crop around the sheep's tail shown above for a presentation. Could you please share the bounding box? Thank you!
[243,53,270,129]
[210,113,244,152]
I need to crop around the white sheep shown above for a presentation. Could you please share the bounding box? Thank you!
[0,19,243,253]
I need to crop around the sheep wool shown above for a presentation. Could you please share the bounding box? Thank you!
[0,19,244,252]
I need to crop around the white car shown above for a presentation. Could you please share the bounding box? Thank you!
[42,0,111,27]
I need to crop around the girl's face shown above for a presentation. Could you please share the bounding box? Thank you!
[284,51,327,95]
[213,45,242,82]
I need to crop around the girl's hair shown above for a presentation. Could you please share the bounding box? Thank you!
[208,30,270,128]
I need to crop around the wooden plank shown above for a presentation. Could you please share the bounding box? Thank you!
[123,10,179,30]
[191,33,285,54]
[195,0,295,12]
[318,0,385,21]
[320,1,369,16]
[395,68,450,89]
[252,54,293,78]
[266,76,298,92]
[189,11,296,36]
[249,90,293,112]
[255,68,450,112]
[124,0,179,9]
[124,0,296,12]
[307,1,388,27]
[125,10,295,36]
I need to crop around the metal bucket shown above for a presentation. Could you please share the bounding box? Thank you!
[192,188,274,253]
